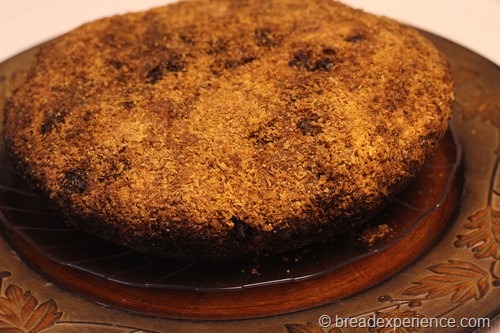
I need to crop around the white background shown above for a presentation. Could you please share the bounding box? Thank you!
[0,0,499,65]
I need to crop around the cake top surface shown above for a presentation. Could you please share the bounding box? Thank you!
[4,0,453,236]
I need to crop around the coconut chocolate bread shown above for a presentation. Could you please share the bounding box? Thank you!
[3,0,453,259]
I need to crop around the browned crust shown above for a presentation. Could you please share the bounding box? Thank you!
[3,0,453,259]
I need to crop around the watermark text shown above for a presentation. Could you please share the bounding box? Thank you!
[318,314,491,330]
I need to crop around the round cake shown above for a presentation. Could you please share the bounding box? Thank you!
[3,0,453,259]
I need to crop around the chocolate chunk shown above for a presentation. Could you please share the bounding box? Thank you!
[322,48,337,55]
[224,56,256,69]
[41,110,67,134]
[288,50,314,70]
[166,56,186,72]
[314,58,334,71]
[108,59,124,69]
[146,65,163,84]
[297,117,323,136]
[289,50,335,72]
[122,101,135,110]
[63,169,88,194]
[345,33,365,43]
[224,59,240,69]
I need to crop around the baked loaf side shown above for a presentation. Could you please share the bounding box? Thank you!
[4,0,453,258]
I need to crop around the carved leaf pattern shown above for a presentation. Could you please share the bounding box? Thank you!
[455,206,500,259]
[285,323,326,333]
[285,322,341,333]
[403,260,490,303]
[0,284,62,333]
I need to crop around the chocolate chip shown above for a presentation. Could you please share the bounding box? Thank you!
[241,56,256,65]
[297,117,323,136]
[146,65,163,84]
[146,55,185,82]
[108,59,123,69]
[345,33,365,43]
[122,101,135,110]
[297,118,310,135]
[288,50,314,70]
[63,169,88,194]
[289,50,335,72]
[224,56,256,69]
[314,58,334,72]
[322,48,336,55]
[41,110,67,134]
[224,59,239,69]
[165,56,185,72]
[83,111,92,122]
